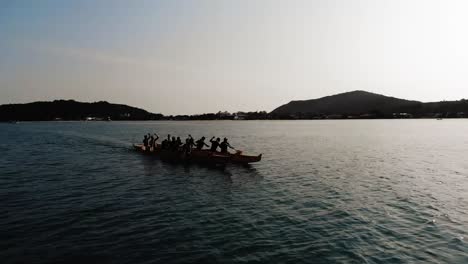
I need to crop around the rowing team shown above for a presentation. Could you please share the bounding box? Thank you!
[143,134,236,154]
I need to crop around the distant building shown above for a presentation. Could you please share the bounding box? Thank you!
[234,112,247,120]
[85,117,104,121]
[393,113,413,118]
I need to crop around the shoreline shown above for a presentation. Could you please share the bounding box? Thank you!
[1,118,465,123]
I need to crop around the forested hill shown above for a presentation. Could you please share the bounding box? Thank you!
[272,91,420,115]
[0,100,162,121]
[2,92,468,121]
[271,90,468,118]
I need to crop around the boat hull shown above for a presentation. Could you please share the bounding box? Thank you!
[133,144,262,164]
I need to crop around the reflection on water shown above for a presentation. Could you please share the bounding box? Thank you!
[140,153,263,188]
[1,120,468,263]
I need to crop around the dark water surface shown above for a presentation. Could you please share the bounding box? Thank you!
[1,120,468,263]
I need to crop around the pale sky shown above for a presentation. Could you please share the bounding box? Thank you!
[1,0,468,114]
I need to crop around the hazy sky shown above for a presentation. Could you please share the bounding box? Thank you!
[1,0,468,114]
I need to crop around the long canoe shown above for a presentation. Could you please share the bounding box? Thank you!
[133,144,262,164]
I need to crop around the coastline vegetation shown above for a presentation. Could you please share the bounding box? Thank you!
[1,91,467,121]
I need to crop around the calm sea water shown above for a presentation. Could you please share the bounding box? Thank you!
[1,120,468,263]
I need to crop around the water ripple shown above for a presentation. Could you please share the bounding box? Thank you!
[1,121,468,263]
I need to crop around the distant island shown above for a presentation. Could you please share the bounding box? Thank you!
[271,90,468,119]
[1,91,467,121]
[0,100,163,121]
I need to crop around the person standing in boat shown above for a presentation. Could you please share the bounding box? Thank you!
[165,135,172,149]
[149,135,155,150]
[152,134,159,149]
[161,138,168,150]
[170,136,178,151]
[145,133,152,152]
[174,137,183,152]
[182,138,192,155]
[219,138,235,154]
[143,135,149,148]
[195,136,209,150]
[210,137,221,152]
[184,135,194,151]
